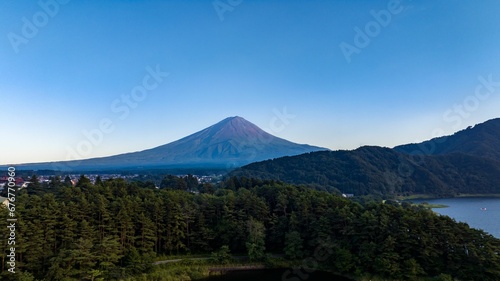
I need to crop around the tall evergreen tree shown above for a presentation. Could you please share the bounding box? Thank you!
[246,218,266,261]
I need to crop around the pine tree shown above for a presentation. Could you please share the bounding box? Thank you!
[76,174,92,188]
[246,218,266,261]
[96,236,123,272]
[64,176,73,187]
[284,230,304,259]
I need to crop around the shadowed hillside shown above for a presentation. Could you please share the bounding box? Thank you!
[394,118,500,161]
[231,146,500,196]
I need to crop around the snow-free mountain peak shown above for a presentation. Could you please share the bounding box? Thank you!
[11,116,327,171]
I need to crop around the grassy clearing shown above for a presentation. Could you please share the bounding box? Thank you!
[121,257,455,281]
[455,193,500,198]
[122,257,272,281]
[395,194,438,200]
[120,264,209,281]
[154,254,210,262]
[397,193,500,200]
[419,203,449,209]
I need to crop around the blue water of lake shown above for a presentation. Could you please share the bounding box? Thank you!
[410,197,500,238]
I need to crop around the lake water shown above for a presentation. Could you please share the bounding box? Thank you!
[410,197,500,238]
[199,269,352,281]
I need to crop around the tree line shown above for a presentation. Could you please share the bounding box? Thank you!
[1,175,499,280]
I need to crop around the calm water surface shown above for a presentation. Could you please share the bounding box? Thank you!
[411,197,500,238]
[200,269,352,281]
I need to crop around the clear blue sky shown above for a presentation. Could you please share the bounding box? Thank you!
[1,0,500,165]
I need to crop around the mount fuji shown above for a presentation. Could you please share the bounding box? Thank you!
[12,116,327,171]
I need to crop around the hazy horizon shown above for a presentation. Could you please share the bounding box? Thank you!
[2,0,500,164]
[2,115,498,166]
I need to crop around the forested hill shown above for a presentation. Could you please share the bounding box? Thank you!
[394,118,500,161]
[230,146,500,196]
[2,176,500,280]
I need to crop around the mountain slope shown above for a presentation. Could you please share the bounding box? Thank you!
[232,118,500,196]
[13,116,327,171]
[231,146,500,196]
[394,118,500,161]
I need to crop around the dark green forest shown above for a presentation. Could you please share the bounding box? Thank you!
[231,146,500,197]
[1,175,500,280]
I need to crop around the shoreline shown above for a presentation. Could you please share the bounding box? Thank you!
[396,193,500,200]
